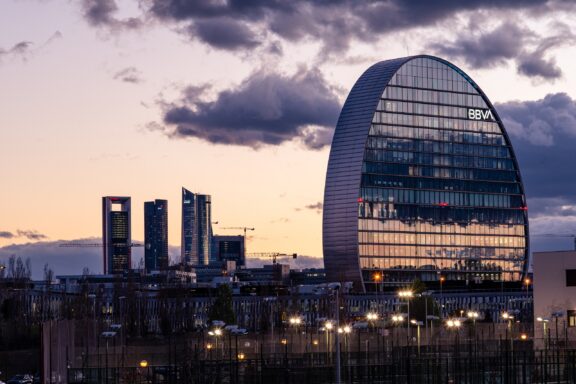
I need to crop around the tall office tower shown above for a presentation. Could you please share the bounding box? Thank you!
[323,55,528,292]
[144,199,169,271]
[102,196,132,274]
[181,188,212,265]
[212,235,245,266]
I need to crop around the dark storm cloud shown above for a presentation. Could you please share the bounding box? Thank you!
[160,68,340,149]
[146,0,552,53]
[82,0,142,30]
[0,232,15,239]
[431,23,527,69]
[190,17,260,50]
[431,21,574,80]
[113,67,143,83]
[496,93,576,201]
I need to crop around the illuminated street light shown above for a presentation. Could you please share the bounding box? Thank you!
[343,325,351,334]
[366,312,379,321]
[392,314,404,323]
[237,352,245,360]
[398,290,414,338]
[289,316,302,325]
[139,360,148,368]
[325,321,334,330]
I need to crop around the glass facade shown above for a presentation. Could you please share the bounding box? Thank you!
[181,188,212,265]
[144,199,169,271]
[102,196,132,274]
[323,56,528,292]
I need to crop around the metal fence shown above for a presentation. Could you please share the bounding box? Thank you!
[68,339,576,384]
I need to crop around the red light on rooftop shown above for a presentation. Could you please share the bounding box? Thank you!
[438,202,449,207]
[357,197,364,203]
[520,206,528,211]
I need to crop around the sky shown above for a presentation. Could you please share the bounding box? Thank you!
[1,0,576,278]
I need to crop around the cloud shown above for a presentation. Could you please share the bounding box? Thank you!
[0,230,48,241]
[431,21,575,80]
[146,0,555,54]
[16,230,47,241]
[113,66,143,83]
[296,202,323,213]
[81,0,143,30]
[498,93,576,200]
[157,68,340,149]
[431,22,528,69]
[0,239,181,279]
[0,41,33,61]
[496,93,576,254]
[190,17,261,50]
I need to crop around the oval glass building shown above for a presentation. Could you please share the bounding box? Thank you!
[323,55,528,292]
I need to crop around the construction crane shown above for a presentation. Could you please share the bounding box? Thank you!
[247,252,298,264]
[221,227,255,237]
[59,242,144,248]
[532,234,576,251]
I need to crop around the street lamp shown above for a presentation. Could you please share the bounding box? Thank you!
[537,317,550,347]
[410,319,423,355]
[398,290,414,338]
[373,272,382,293]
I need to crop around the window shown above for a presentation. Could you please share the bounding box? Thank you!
[569,310,576,328]
[566,270,576,286]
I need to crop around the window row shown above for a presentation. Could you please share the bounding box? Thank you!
[378,100,485,120]
[373,111,500,134]
[358,245,525,260]
[360,188,522,209]
[369,124,506,146]
[359,221,526,236]
[358,204,527,226]
[364,150,515,170]
[361,174,521,194]
[395,59,477,92]
[389,74,480,94]
[365,137,510,159]
[382,86,486,109]
[364,270,517,282]
[359,255,523,270]
[359,232,526,248]
[362,162,518,182]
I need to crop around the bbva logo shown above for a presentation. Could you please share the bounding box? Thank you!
[468,108,493,121]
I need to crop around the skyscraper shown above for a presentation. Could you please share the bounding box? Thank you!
[144,199,169,271]
[181,188,212,265]
[102,196,131,274]
[323,55,529,292]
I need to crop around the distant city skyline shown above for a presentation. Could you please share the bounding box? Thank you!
[2,1,576,275]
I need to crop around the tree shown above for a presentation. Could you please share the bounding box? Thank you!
[208,284,236,325]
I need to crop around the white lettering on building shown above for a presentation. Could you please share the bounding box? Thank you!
[468,108,493,121]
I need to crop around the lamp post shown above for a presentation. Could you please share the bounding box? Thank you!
[101,331,117,384]
[551,311,563,346]
[446,319,461,347]
[398,290,414,339]
[289,316,302,353]
[439,275,446,319]
[410,320,423,356]
[392,314,404,347]
[373,272,382,293]
[537,317,550,348]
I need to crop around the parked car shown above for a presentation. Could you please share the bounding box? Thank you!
[7,375,33,384]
